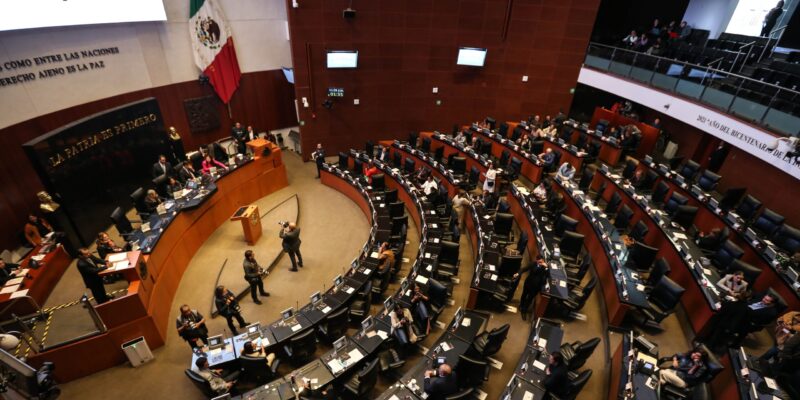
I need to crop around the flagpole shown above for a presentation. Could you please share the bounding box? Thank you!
[227,103,232,119]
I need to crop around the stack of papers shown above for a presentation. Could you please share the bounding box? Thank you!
[10,289,28,299]
[107,253,127,262]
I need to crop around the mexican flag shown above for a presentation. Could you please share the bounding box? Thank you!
[189,0,241,104]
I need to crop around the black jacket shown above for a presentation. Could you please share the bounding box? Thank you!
[77,255,106,285]
[423,372,458,400]
[543,362,569,396]
[215,290,240,317]
[280,227,302,251]
[152,161,172,178]
[519,262,548,291]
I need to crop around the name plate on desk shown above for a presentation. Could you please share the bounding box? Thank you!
[644,155,653,164]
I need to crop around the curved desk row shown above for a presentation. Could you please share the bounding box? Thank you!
[561,119,624,166]
[500,317,564,399]
[29,144,289,382]
[503,122,590,171]
[462,125,544,184]
[637,158,800,310]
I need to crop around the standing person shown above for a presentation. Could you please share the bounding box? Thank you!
[762,1,785,37]
[76,248,110,304]
[707,143,729,172]
[151,154,173,178]
[452,189,471,232]
[482,161,498,201]
[243,250,269,304]
[175,304,208,349]
[280,222,303,271]
[24,214,52,247]
[231,122,247,155]
[514,256,549,320]
[423,364,458,400]
[312,143,325,178]
[214,285,248,334]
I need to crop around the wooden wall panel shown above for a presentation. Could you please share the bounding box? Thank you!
[0,70,296,251]
[286,0,602,159]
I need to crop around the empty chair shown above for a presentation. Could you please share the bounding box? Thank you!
[436,240,460,280]
[751,208,785,236]
[604,191,622,215]
[646,258,671,289]
[389,201,405,218]
[493,213,514,240]
[630,220,649,242]
[557,369,592,400]
[625,241,659,271]
[560,276,597,314]
[283,329,317,364]
[342,358,379,398]
[728,259,761,284]
[498,254,522,277]
[499,123,509,137]
[566,253,592,284]
[614,204,634,231]
[152,174,169,197]
[433,146,444,163]
[456,355,490,388]
[467,166,480,189]
[130,187,150,217]
[651,181,670,205]
[560,337,600,371]
[392,152,402,168]
[318,307,349,342]
[500,149,510,167]
[403,158,415,174]
[697,170,721,191]
[421,137,431,152]
[679,159,700,180]
[578,168,594,191]
[772,224,800,254]
[239,353,280,384]
[445,388,475,400]
[554,214,579,239]
[469,324,509,358]
[427,279,449,327]
[370,173,385,191]
[711,239,744,271]
[110,207,135,238]
[668,156,684,170]
[664,191,688,214]
[638,276,685,327]
[735,194,762,221]
[377,348,405,373]
[559,231,585,263]
[349,296,370,322]
[622,159,638,180]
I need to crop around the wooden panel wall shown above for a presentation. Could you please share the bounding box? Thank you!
[286,0,602,159]
[0,70,297,251]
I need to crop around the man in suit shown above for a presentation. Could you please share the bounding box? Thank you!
[195,356,237,396]
[762,1,784,37]
[76,248,110,303]
[423,363,458,400]
[312,143,325,178]
[243,250,269,304]
[178,162,198,183]
[231,122,247,154]
[539,148,556,169]
[151,154,172,178]
[543,352,569,397]
[245,125,258,142]
[706,291,780,350]
[514,256,549,320]
[280,222,303,271]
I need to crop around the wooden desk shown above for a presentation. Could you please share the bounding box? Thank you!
[0,244,72,316]
[230,205,263,245]
[100,251,142,284]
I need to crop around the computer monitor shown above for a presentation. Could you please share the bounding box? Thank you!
[361,316,373,331]
[338,152,349,170]
[333,336,347,354]
[451,156,466,175]
[333,274,344,287]
[400,278,409,294]
[281,307,294,320]
[383,297,395,312]
[310,291,321,304]
[452,307,464,329]
[208,335,224,350]
[719,187,747,211]
[245,323,261,339]
[671,205,699,230]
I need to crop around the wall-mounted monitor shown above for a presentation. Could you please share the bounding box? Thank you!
[327,50,358,68]
[457,47,487,67]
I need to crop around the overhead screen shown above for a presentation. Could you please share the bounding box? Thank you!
[327,51,358,69]
[0,0,167,32]
[457,47,487,67]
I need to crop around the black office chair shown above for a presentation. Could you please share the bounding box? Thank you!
[152,174,169,197]
[349,296,371,323]
[668,156,684,170]
[421,137,431,153]
[560,337,600,371]
[552,369,592,400]
[185,369,218,398]
[646,258,671,290]
[727,259,761,284]
[554,214,579,239]
[378,347,405,373]
[392,152,402,168]
[558,231,585,264]
[318,307,349,342]
[735,194,762,221]
[469,324,510,358]
[578,168,594,191]
[630,220,649,242]
[498,254,522,277]
[427,279,449,327]
[604,191,622,216]
[389,201,405,218]
[435,240,460,280]
[370,173,385,191]
[384,188,398,203]
[130,187,150,218]
[456,355,490,388]
[711,239,744,272]
[239,354,281,384]
[189,151,204,171]
[614,204,634,231]
[625,241,659,271]
[698,226,730,255]
[566,253,592,285]
[500,149,510,167]
[772,224,800,254]
[434,146,444,163]
[493,213,514,243]
[679,159,700,181]
[622,159,638,180]
[283,329,317,365]
[547,193,566,219]
[664,192,688,215]
[639,169,658,192]
[697,170,721,191]
[445,388,475,400]
[342,358,379,399]
[637,276,684,328]
[751,208,785,237]
[110,207,135,239]
[467,166,480,190]
[559,276,597,315]
[651,181,670,205]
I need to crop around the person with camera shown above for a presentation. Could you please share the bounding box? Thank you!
[214,285,248,334]
[175,304,208,349]
[279,222,303,272]
[243,250,269,304]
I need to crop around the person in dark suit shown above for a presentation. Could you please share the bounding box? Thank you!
[423,363,458,400]
[166,177,183,197]
[280,222,303,271]
[231,122,247,154]
[143,189,162,214]
[245,125,258,142]
[178,162,198,183]
[705,291,780,351]
[707,143,729,172]
[762,1,785,37]
[214,285,247,334]
[151,154,172,178]
[0,260,20,286]
[514,256,549,319]
[543,352,569,397]
[243,250,269,304]
[76,248,110,303]
[659,349,709,388]
[312,143,325,178]
[539,148,556,169]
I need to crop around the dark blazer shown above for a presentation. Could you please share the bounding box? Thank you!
[543,362,569,396]
[214,290,240,317]
[280,227,302,251]
[519,262,548,291]
[243,259,261,282]
[152,161,172,178]
[178,166,198,183]
[747,297,779,326]
[423,372,458,400]
[77,256,106,286]
[144,196,162,213]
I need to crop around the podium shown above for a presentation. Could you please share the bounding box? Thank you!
[246,138,270,158]
[230,205,262,245]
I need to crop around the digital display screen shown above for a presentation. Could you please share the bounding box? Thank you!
[457,47,487,67]
[328,87,344,97]
[1,0,167,31]
[327,51,358,68]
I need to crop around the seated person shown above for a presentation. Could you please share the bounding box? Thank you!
[24,214,53,247]
[706,291,780,350]
[629,170,646,189]
[363,161,379,182]
[241,340,276,368]
[622,30,639,47]
[760,310,800,363]
[454,130,467,145]
[143,189,163,214]
[533,178,552,203]
[414,166,430,183]
[389,304,417,346]
[658,349,709,389]
[423,364,458,400]
[95,232,128,259]
[716,271,748,297]
[538,148,556,168]
[166,177,183,196]
[195,356,238,396]
[421,175,438,197]
[556,161,575,181]
[376,242,396,274]
[543,352,569,397]
[410,283,431,334]
[517,134,532,151]
[178,162,199,183]
[0,259,20,286]
[201,154,227,174]
[696,227,724,251]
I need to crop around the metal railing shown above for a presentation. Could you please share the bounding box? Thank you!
[584,42,800,138]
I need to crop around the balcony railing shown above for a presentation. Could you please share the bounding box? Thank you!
[584,42,800,138]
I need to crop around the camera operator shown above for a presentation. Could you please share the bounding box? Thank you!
[243,250,269,304]
[279,222,303,272]
[214,285,248,335]
[175,304,209,349]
